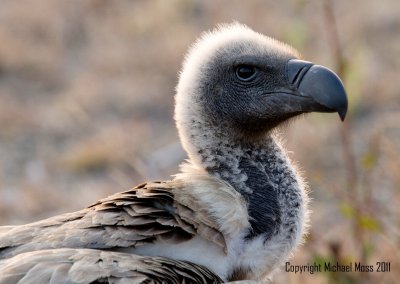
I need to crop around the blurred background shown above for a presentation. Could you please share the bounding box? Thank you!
[0,0,398,283]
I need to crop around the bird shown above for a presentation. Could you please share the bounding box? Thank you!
[0,23,347,283]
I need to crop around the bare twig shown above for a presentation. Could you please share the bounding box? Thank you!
[323,0,358,193]
[322,0,370,272]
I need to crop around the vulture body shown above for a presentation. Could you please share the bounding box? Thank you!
[0,23,347,283]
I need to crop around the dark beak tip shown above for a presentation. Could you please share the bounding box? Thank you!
[339,109,347,121]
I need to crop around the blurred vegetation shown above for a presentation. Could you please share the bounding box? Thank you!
[0,0,399,283]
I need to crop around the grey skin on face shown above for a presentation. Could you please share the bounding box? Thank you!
[195,44,347,142]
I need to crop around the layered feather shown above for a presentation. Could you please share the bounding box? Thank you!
[0,248,223,284]
[0,179,227,260]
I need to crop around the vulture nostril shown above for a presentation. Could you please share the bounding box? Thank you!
[291,66,311,87]
[287,59,313,87]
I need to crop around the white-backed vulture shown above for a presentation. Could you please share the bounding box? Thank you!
[0,23,347,283]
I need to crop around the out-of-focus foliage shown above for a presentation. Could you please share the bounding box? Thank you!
[0,0,399,283]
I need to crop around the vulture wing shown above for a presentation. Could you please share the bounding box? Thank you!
[0,180,226,260]
[0,248,223,284]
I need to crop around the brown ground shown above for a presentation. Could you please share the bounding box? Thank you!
[0,1,399,283]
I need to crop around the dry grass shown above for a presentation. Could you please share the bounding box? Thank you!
[0,1,399,283]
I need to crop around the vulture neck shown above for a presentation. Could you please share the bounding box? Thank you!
[185,120,304,241]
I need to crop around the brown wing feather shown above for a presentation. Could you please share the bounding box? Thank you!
[0,180,226,259]
[0,248,223,284]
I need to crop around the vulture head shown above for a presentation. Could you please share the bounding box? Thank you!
[175,23,347,165]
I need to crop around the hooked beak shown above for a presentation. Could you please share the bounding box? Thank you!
[287,59,348,121]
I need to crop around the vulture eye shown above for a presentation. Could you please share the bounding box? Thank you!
[236,65,257,81]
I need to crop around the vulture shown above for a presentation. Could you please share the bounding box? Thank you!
[0,23,347,283]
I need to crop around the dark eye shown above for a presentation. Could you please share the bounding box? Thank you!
[235,65,257,81]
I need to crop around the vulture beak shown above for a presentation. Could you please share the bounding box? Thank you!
[287,59,348,121]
